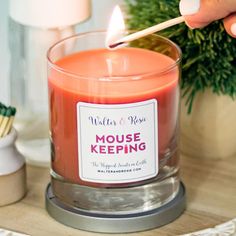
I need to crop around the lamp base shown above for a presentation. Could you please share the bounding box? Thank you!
[45,182,186,233]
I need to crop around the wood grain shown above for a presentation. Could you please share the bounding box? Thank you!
[0,154,235,236]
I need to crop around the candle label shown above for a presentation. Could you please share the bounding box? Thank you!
[77,99,158,184]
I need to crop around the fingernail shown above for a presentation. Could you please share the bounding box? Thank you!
[179,0,200,16]
[230,23,236,36]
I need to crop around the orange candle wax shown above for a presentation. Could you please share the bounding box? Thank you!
[48,47,179,187]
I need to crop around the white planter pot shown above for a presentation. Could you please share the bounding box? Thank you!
[0,128,27,206]
[180,89,236,159]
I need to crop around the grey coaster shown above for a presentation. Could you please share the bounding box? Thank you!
[45,182,186,233]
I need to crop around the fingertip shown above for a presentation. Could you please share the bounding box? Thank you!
[184,16,209,29]
[183,16,197,29]
[223,14,236,38]
[230,23,236,37]
[185,20,196,29]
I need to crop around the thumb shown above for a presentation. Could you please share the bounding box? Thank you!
[223,13,236,38]
[180,0,236,29]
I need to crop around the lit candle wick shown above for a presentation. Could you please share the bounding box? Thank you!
[108,41,125,49]
[105,5,125,50]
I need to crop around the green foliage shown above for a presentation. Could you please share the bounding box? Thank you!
[125,0,236,113]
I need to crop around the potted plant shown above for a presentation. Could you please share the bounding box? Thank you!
[125,0,236,159]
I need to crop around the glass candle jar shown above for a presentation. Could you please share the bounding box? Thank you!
[46,31,185,233]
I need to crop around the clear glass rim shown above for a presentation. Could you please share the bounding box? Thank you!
[47,30,182,81]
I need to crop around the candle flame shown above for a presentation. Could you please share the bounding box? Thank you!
[106,5,125,50]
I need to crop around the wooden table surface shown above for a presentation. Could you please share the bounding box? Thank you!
[0,154,235,236]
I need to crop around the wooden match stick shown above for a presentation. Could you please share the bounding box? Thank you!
[0,103,17,138]
[109,16,185,49]
[2,108,16,137]
[0,107,7,127]
[0,108,12,138]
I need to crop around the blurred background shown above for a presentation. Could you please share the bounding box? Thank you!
[0,0,124,104]
[0,0,124,166]
[0,1,9,103]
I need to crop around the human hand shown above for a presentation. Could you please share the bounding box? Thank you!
[179,0,236,38]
